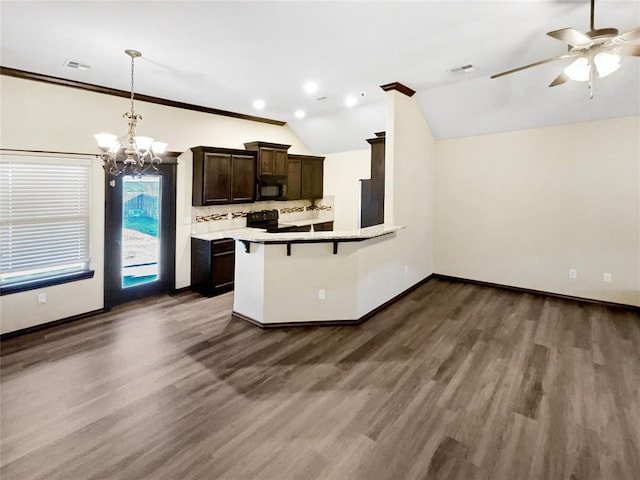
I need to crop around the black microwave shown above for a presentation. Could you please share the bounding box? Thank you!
[257,177,287,201]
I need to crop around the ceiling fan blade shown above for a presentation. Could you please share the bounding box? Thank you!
[620,26,640,42]
[549,73,569,87]
[616,44,640,57]
[490,54,574,79]
[546,28,593,46]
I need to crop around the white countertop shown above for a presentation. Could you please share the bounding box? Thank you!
[192,224,404,243]
[279,218,333,227]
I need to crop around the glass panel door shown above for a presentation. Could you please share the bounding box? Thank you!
[105,163,176,310]
[122,176,161,288]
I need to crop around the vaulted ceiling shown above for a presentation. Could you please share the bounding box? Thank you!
[2,1,639,154]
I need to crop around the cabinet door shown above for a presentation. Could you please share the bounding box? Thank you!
[301,158,324,199]
[259,148,274,176]
[203,153,232,204]
[212,239,235,293]
[191,238,235,297]
[313,221,333,232]
[191,237,213,296]
[310,159,324,199]
[300,159,313,199]
[273,150,288,176]
[286,158,302,200]
[231,154,256,203]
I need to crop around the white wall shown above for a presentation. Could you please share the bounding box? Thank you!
[233,90,437,324]
[436,115,640,307]
[0,75,309,334]
[0,155,105,334]
[318,90,438,319]
[3,73,636,334]
[262,242,359,323]
[323,148,370,230]
[357,90,436,316]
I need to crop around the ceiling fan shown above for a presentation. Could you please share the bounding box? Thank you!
[491,0,640,98]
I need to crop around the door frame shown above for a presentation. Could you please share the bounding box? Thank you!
[104,156,178,310]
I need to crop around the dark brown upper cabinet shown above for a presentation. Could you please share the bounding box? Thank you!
[243,141,291,177]
[287,154,324,200]
[286,157,302,200]
[360,132,385,227]
[192,146,257,206]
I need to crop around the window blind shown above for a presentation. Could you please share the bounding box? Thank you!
[0,155,91,285]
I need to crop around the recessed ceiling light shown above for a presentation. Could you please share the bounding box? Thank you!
[252,99,265,110]
[345,96,358,108]
[304,81,318,94]
[294,110,306,119]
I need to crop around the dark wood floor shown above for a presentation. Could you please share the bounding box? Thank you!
[1,278,639,480]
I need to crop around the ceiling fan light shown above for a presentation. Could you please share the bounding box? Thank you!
[594,52,621,78]
[563,57,590,82]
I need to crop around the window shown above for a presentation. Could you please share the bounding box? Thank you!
[0,154,93,294]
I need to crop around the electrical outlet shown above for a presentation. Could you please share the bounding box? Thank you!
[603,272,612,283]
[37,293,47,304]
[569,269,577,279]
[318,289,325,300]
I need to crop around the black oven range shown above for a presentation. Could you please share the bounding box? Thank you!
[246,210,299,233]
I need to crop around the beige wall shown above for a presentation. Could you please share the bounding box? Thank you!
[356,89,436,315]
[233,89,437,324]
[436,115,640,307]
[2,74,637,334]
[323,148,370,230]
[0,75,309,334]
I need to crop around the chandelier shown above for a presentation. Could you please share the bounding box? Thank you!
[94,49,167,176]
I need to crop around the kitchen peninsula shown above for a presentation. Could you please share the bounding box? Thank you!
[192,224,404,327]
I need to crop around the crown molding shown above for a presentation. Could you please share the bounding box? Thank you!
[0,66,287,127]
[380,82,416,97]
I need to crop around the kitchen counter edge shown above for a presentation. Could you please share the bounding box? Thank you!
[191,224,404,243]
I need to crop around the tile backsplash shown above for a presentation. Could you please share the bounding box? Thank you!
[192,196,334,233]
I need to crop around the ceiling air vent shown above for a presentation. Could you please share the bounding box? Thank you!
[63,59,91,70]
[447,64,475,76]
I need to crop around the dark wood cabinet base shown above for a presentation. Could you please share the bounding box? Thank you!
[191,238,235,297]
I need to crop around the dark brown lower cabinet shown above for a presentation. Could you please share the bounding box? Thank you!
[313,221,334,231]
[190,238,235,297]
